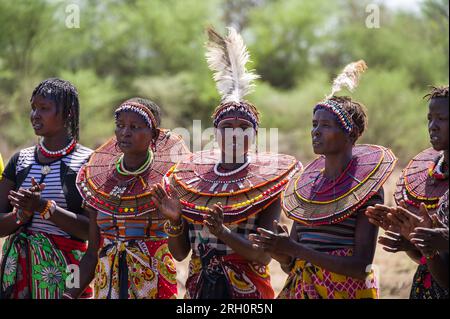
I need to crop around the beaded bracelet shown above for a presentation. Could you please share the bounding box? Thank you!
[14,208,25,225]
[164,219,184,237]
[40,200,56,220]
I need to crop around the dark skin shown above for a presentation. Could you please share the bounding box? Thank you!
[366,96,449,287]
[152,117,278,266]
[250,109,380,280]
[0,95,89,239]
[63,111,159,298]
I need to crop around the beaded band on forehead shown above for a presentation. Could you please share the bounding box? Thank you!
[114,101,157,129]
[213,104,259,129]
[314,99,354,134]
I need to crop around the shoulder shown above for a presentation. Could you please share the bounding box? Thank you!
[62,144,93,172]
[15,146,36,172]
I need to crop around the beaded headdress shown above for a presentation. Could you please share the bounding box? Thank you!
[114,101,158,129]
[314,60,367,134]
[206,27,260,129]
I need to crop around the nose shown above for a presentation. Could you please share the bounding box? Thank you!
[121,126,132,137]
[312,126,321,137]
[30,109,40,121]
[429,119,439,132]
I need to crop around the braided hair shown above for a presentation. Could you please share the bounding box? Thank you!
[31,78,80,140]
[424,85,449,101]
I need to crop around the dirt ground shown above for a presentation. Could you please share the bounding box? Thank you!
[0,170,418,298]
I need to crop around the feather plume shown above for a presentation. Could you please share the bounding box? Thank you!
[205,27,260,104]
[327,60,368,99]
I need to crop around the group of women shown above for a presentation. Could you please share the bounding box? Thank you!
[0,27,448,299]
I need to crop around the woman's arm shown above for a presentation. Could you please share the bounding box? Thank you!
[47,206,89,240]
[425,253,449,289]
[167,218,191,262]
[0,178,28,237]
[151,184,191,261]
[8,184,90,240]
[63,207,100,298]
[285,209,379,280]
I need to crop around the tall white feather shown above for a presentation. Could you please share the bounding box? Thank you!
[206,27,260,104]
[327,60,368,99]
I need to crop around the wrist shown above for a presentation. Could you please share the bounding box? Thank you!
[216,225,230,239]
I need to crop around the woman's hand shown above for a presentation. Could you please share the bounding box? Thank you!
[151,183,182,223]
[249,220,293,256]
[365,204,397,231]
[410,226,449,253]
[387,201,432,240]
[378,231,415,253]
[203,203,228,237]
[8,177,46,217]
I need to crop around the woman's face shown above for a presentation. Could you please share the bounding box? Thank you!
[30,94,66,137]
[428,97,449,152]
[311,109,352,156]
[115,111,154,156]
[216,117,255,163]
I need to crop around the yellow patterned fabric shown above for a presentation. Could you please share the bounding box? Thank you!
[278,249,379,299]
[0,153,4,180]
[94,237,177,299]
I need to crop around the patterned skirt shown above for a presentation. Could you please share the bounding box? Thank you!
[94,236,177,299]
[0,230,92,299]
[185,253,274,299]
[410,260,449,299]
[278,248,379,299]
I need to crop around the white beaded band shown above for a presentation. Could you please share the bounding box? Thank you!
[214,156,252,177]
[115,104,154,129]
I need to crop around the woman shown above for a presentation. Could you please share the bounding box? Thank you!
[250,61,397,299]
[62,97,190,299]
[366,85,449,299]
[151,27,299,299]
[0,78,93,299]
[0,153,4,180]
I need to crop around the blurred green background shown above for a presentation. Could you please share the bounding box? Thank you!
[0,0,448,165]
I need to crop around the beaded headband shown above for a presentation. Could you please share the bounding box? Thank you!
[314,99,354,134]
[213,103,259,129]
[114,101,157,129]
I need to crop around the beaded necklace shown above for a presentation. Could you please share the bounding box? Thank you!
[38,138,77,158]
[116,150,154,176]
[213,156,252,177]
[428,154,449,181]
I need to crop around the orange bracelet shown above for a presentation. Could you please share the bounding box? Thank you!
[40,200,52,220]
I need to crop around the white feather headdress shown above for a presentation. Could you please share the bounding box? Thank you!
[326,60,367,99]
[206,27,260,104]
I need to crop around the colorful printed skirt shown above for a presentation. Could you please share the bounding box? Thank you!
[0,230,92,299]
[278,249,379,299]
[185,253,274,299]
[94,236,177,299]
[410,259,449,299]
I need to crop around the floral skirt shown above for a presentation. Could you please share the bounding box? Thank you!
[410,260,449,299]
[185,253,274,299]
[94,236,177,299]
[0,230,92,299]
[278,249,379,299]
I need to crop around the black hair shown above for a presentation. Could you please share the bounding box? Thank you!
[31,78,80,140]
[424,85,449,101]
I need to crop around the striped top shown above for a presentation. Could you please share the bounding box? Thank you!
[189,214,257,256]
[294,190,383,252]
[2,145,92,238]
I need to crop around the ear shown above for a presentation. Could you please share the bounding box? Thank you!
[153,128,161,141]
